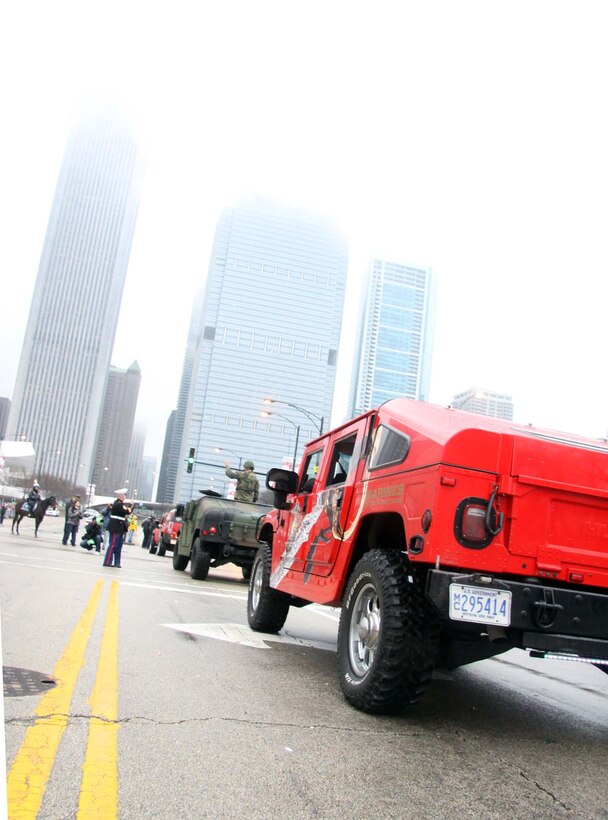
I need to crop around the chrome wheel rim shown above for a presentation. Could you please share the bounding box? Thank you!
[348,582,381,677]
[251,558,263,610]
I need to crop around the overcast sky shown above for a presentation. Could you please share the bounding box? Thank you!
[2,1,607,460]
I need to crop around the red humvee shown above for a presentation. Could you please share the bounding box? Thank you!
[248,398,608,713]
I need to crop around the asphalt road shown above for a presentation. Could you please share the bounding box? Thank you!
[2,516,607,819]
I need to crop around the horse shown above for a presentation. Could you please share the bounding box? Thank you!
[12,496,57,537]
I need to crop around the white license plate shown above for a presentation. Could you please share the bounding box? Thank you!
[449,584,512,626]
[170,539,177,545]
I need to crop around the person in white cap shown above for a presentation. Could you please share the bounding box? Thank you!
[103,488,132,568]
[26,480,41,514]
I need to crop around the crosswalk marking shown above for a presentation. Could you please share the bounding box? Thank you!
[162,622,336,652]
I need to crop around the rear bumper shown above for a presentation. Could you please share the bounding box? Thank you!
[524,632,608,662]
[426,569,608,659]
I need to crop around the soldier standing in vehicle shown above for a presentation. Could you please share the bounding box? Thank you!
[224,460,259,502]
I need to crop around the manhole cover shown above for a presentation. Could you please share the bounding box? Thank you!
[3,667,57,698]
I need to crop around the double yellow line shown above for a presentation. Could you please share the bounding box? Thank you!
[7,580,120,818]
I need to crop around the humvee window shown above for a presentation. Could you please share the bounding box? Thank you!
[368,424,410,470]
[326,434,357,486]
[299,448,324,492]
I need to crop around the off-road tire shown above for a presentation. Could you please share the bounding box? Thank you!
[337,549,439,714]
[172,549,189,571]
[190,537,211,581]
[247,544,290,633]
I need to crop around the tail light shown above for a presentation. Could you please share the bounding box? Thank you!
[454,497,498,549]
[462,504,487,541]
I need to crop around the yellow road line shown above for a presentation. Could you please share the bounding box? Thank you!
[77,581,119,819]
[7,580,104,819]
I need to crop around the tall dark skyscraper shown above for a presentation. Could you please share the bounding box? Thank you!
[6,104,144,486]
[165,197,349,503]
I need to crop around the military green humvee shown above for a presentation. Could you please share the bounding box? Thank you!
[173,491,271,581]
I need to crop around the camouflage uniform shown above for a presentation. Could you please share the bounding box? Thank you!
[225,467,259,502]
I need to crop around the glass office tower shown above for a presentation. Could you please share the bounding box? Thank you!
[451,388,514,420]
[168,197,348,503]
[349,258,436,416]
[7,104,143,486]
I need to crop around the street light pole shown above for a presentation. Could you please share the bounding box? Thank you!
[214,448,243,469]
[80,463,91,500]
[261,411,300,470]
[263,398,324,434]
[37,449,45,480]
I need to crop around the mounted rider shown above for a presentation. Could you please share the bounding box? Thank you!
[25,480,41,514]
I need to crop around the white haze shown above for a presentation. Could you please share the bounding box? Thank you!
[1,1,607,462]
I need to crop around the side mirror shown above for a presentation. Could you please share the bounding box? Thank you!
[266,467,298,511]
[175,504,185,517]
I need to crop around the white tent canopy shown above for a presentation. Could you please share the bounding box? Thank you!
[0,440,35,475]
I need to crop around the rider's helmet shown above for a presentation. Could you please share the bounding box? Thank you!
[33,480,40,489]
[244,460,255,470]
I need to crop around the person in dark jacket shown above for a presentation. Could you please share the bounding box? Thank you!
[141,516,154,550]
[80,516,104,552]
[103,489,131,568]
[100,504,111,549]
[62,495,82,546]
[25,481,41,513]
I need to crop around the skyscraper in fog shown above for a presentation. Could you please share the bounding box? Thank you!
[126,423,146,499]
[138,455,157,502]
[349,258,436,416]
[157,287,206,504]
[156,410,176,504]
[166,198,348,503]
[0,398,10,440]
[91,362,141,495]
[6,105,143,486]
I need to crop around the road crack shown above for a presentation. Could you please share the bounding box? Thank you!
[498,757,573,812]
[6,712,426,736]
[518,770,572,812]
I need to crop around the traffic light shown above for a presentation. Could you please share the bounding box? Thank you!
[187,448,195,473]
